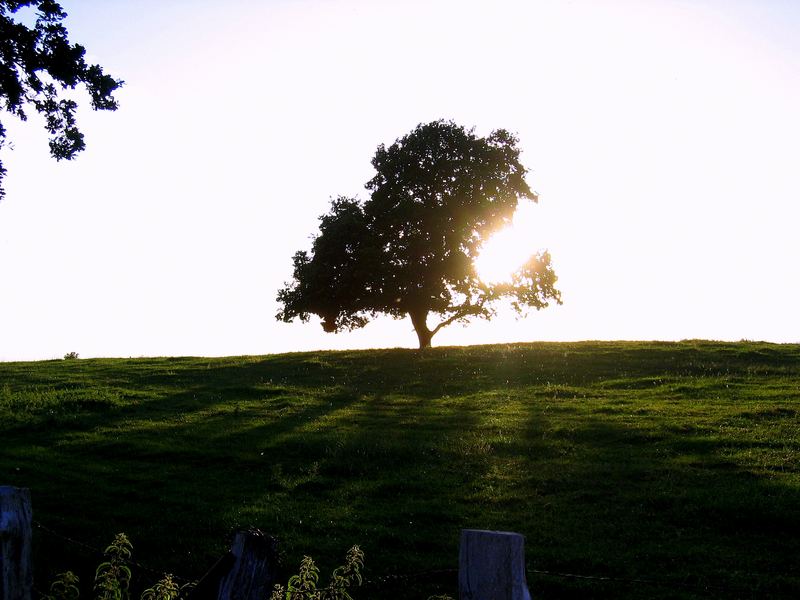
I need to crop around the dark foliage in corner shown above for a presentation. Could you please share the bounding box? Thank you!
[0,0,123,198]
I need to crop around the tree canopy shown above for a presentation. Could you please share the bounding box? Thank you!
[0,0,122,199]
[276,120,561,348]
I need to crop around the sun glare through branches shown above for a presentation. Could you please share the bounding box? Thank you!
[474,201,543,283]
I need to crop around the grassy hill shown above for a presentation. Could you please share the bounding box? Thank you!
[1,341,798,599]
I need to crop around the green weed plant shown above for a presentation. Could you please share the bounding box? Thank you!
[46,571,80,600]
[45,534,192,600]
[94,534,132,600]
[270,545,364,600]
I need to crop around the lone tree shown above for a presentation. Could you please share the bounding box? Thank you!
[0,0,122,199]
[276,120,561,349]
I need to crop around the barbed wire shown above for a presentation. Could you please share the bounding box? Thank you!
[33,520,195,585]
[528,567,756,594]
[359,564,764,596]
[361,567,457,587]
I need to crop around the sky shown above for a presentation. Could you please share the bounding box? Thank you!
[1,0,799,361]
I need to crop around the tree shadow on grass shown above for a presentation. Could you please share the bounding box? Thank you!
[6,380,365,588]
[516,411,800,600]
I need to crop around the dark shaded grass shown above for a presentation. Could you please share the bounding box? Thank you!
[1,340,799,599]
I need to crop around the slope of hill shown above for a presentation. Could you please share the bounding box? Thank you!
[1,341,798,598]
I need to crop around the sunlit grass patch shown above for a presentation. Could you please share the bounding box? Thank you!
[0,383,125,425]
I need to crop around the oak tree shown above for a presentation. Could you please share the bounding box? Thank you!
[0,0,122,199]
[276,120,561,349]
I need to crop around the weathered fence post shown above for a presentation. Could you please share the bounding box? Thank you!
[216,529,278,600]
[0,487,32,600]
[458,529,532,600]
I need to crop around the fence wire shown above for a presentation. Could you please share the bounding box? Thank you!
[361,564,761,596]
[33,520,194,585]
[528,567,757,595]
[361,567,457,588]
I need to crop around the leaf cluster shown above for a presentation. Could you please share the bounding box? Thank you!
[140,574,185,600]
[46,570,80,600]
[270,545,364,600]
[0,0,122,197]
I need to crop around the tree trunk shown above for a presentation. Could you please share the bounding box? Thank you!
[409,310,433,349]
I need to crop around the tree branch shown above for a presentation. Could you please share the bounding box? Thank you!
[431,299,488,336]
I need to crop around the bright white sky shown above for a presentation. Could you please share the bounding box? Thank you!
[1,0,799,361]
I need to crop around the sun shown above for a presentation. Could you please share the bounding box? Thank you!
[474,201,542,283]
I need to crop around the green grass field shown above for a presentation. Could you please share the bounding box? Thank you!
[1,341,798,599]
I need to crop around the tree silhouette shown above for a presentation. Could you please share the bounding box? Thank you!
[0,1,122,199]
[276,120,561,349]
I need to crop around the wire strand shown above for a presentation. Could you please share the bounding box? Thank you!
[33,520,194,585]
[528,567,754,594]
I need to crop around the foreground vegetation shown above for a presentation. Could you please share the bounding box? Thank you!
[1,341,798,599]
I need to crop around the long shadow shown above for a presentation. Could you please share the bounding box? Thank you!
[516,407,800,599]
[2,361,367,589]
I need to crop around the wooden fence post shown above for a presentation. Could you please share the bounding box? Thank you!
[216,529,278,600]
[458,529,532,600]
[0,487,32,600]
